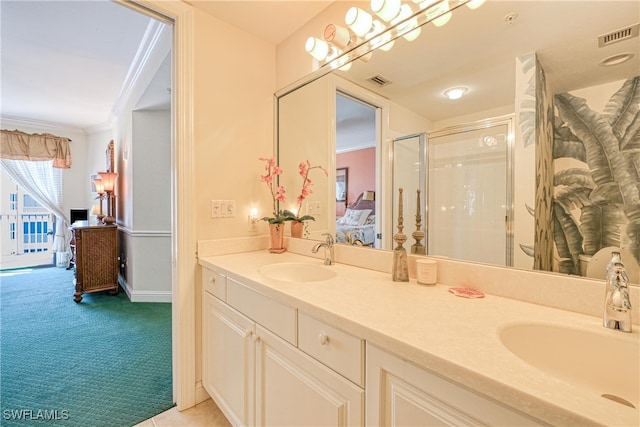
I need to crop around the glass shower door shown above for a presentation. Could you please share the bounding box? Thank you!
[427,123,512,266]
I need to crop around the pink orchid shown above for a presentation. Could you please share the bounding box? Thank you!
[259,157,287,222]
[294,160,327,216]
[260,157,327,223]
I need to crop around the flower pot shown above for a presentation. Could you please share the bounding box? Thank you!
[269,223,286,253]
[290,220,304,238]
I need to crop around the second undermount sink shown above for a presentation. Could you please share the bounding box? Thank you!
[499,322,639,409]
[258,262,337,283]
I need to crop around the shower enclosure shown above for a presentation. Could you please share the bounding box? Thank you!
[392,117,513,266]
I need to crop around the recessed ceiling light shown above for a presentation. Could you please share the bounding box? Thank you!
[444,87,467,100]
[599,52,634,66]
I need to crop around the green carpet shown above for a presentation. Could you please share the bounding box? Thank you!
[0,267,173,426]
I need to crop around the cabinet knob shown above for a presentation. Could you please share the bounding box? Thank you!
[253,334,261,343]
[318,333,329,346]
[244,329,253,338]
[209,276,215,283]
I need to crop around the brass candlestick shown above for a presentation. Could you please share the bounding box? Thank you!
[411,189,425,255]
[393,188,409,282]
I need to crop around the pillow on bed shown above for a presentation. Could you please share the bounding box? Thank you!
[364,214,375,225]
[339,209,372,226]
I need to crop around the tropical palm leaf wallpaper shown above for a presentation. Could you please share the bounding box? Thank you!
[553,76,640,274]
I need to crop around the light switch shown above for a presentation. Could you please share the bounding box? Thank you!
[211,200,221,218]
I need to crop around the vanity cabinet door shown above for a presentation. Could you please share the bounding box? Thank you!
[366,344,542,427]
[203,292,256,426]
[255,325,364,427]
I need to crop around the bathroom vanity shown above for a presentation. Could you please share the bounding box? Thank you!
[199,241,639,427]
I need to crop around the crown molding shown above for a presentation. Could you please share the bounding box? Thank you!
[0,115,85,137]
[111,19,171,120]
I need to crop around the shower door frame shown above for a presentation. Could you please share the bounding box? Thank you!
[426,115,515,267]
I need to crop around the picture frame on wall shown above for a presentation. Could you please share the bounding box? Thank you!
[336,168,348,203]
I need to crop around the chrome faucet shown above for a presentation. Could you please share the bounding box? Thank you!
[604,263,632,332]
[312,233,334,265]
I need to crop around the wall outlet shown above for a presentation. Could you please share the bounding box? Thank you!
[224,200,235,218]
[308,201,321,215]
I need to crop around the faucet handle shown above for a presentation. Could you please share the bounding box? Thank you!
[321,233,334,245]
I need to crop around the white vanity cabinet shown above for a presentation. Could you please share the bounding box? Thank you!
[202,268,364,426]
[203,288,255,426]
[366,344,543,427]
[255,324,363,426]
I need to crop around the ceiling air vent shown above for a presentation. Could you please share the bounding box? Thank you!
[367,75,392,87]
[598,23,639,47]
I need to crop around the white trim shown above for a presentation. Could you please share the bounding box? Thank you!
[195,381,211,405]
[118,226,171,238]
[83,121,114,135]
[0,115,84,136]
[119,276,172,302]
[111,19,171,120]
[124,0,196,412]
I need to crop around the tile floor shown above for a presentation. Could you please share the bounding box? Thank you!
[133,399,231,427]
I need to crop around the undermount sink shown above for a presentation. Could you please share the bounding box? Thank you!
[499,323,639,409]
[258,262,337,283]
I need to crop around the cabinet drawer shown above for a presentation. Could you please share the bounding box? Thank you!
[226,277,296,345]
[298,312,364,387]
[202,268,226,300]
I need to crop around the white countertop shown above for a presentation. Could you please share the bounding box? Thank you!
[199,250,640,427]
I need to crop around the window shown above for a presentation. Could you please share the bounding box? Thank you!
[9,223,16,240]
[23,194,39,207]
[10,193,17,210]
[22,219,49,253]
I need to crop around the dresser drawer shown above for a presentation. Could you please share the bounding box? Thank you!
[226,277,297,345]
[298,312,364,387]
[202,268,226,300]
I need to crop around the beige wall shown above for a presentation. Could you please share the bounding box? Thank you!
[192,9,276,241]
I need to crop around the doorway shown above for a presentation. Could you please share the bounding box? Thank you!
[335,92,379,247]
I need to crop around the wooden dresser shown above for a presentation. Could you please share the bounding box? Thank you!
[71,224,118,302]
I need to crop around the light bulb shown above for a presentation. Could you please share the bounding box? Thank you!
[444,87,467,100]
[392,4,421,41]
[422,0,452,27]
[305,37,329,61]
[371,0,401,22]
[345,7,373,37]
[465,0,486,9]
[371,31,395,51]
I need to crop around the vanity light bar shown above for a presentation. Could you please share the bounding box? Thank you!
[305,0,486,67]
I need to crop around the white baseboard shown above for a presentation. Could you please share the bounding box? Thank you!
[119,276,172,303]
[195,381,210,405]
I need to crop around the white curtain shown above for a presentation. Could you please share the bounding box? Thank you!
[0,159,71,259]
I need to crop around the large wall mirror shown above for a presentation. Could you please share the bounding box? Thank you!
[277,0,640,284]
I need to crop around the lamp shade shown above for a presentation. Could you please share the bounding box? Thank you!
[305,37,330,61]
[345,7,373,37]
[324,24,354,50]
[363,191,376,201]
[98,172,118,193]
[93,178,104,194]
[371,0,401,22]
